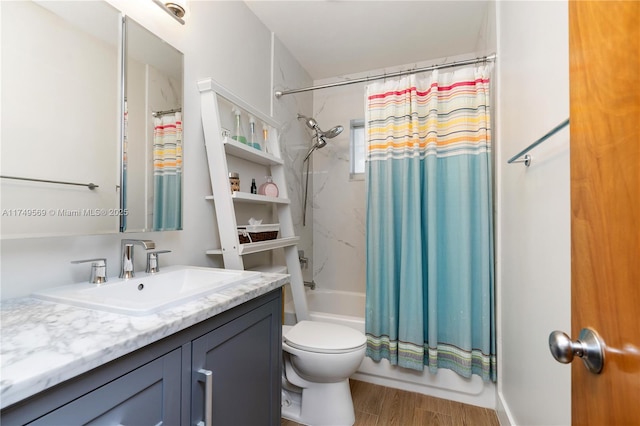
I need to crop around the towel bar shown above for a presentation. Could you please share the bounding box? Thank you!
[507,118,569,167]
[0,175,98,190]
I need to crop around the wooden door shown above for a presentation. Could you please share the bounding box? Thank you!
[569,1,640,425]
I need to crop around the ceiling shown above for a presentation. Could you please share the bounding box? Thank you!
[244,1,491,80]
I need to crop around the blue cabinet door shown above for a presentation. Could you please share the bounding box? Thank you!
[28,348,181,426]
[191,298,282,426]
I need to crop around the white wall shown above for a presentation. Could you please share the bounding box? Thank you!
[495,2,571,425]
[310,79,367,293]
[0,1,311,299]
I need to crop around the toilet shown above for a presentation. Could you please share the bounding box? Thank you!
[281,320,366,426]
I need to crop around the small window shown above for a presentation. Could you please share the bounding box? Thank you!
[350,119,365,179]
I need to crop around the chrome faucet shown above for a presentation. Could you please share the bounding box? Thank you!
[71,258,108,284]
[146,250,171,274]
[120,239,155,279]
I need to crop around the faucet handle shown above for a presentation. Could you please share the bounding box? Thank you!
[146,250,171,274]
[71,258,108,284]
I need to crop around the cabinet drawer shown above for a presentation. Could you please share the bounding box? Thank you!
[27,349,181,426]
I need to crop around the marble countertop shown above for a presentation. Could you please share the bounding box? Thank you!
[0,271,289,409]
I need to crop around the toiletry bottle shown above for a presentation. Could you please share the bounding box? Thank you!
[229,172,240,192]
[248,115,261,150]
[262,123,269,154]
[250,178,257,194]
[231,108,247,144]
[258,176,279,197]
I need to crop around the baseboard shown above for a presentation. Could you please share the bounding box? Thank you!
[496,390,516,426]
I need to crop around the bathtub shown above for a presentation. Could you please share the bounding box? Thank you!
[284,288,496,408]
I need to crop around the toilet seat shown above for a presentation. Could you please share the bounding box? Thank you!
[283,320,366,354]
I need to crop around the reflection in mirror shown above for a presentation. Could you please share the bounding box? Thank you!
[0,1,121,238]
[123,18,183,232]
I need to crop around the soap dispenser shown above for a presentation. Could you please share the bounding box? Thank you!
[262,123,270,153]
[231,107,247,145]
[248,115,261,150]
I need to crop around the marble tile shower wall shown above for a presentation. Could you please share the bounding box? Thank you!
[312,82,368,294]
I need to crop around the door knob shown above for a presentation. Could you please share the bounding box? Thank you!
[548,328,605,374]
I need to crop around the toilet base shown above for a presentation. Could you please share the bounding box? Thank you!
[281,388,303,422]
[281,379,355,426]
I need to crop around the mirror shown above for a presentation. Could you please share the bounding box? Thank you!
[122,17,183,232]
[1,1,121,238]
[0,2,184,238]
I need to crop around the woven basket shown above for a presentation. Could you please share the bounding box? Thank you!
[237,224,279,244]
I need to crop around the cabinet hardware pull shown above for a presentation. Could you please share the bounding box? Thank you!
[197,369,213,426]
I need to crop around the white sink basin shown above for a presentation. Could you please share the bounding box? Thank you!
[32,266,261,316]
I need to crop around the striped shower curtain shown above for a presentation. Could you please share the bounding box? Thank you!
[153,112,182,231]
[365,66,496,382]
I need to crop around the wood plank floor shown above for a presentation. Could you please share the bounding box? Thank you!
[282,379,500,426]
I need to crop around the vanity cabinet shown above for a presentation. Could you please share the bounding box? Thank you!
[1,289,282,426]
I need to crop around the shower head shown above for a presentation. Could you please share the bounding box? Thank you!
[321,125,344,139]
[298,114,343,162]
[297,114,343,139]
[316,136,328,149]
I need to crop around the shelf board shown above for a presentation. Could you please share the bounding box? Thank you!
[224,138,283,166]
[240,236,300,254]
[233,192,290,204]
[205,192,290,204]
[205,236,300,256]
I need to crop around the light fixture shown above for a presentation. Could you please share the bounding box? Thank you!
[152,0,186,25]
[165,0,186,18]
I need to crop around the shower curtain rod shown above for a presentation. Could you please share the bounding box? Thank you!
[274,54,496,98]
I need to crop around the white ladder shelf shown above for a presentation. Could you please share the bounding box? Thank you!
[197,78,308,319]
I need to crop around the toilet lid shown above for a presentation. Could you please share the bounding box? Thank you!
[284,320,366,353]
